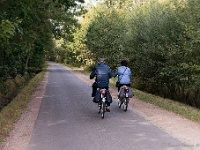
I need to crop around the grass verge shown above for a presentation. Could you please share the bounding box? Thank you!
[0,68,46,142]
[134,89,200,124]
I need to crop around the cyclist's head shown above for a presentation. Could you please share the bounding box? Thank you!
[98,58,105,64]
[121,60,128,67]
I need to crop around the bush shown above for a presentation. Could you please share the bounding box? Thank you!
[0,73,31,111]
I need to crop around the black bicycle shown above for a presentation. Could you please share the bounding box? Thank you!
[98,88,107,119]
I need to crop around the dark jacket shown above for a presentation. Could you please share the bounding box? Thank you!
[90,63,112,88]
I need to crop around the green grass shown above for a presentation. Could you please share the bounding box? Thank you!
[0,139,6,143]
[134,89,200,123]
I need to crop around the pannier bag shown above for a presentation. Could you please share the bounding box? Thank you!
[93,89,112,103]
[118,86,134,98]
[106,90,112,103]
[93,90,101,103]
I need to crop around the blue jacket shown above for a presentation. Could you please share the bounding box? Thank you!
[90,63,112,88]
[113,66,132,84]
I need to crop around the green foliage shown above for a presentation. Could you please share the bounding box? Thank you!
[64,27,90,66]
[0,20,15,39]
[126,0,200,107]
[79,0,200,108]
[0,0,85,82]
[86,8,128,70]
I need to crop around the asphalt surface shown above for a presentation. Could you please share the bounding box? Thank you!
[27,62,189,150]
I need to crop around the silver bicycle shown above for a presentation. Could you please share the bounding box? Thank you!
[118,85,130,112]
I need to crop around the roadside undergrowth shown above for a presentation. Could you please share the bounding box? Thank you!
[0,66,47,142]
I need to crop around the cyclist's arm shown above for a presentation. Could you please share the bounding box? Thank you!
[112,69,118,78]
[90,67,96,79]
[108,69,113,78]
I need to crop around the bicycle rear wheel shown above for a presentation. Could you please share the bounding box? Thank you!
[118,99,122,108]
[101,102,106,118]
[123,98,129,112]
[98,103,101,114]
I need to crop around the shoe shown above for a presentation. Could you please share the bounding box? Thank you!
[106,107,110,112]
[93,98,98,103]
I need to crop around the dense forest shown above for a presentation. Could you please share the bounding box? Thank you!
[1,0,200,109]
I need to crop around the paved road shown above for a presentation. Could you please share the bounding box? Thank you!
[28,62,189,150]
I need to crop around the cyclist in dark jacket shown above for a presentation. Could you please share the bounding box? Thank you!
[90,58,112,111]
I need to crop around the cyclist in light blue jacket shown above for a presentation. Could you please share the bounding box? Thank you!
[113,60,132,91]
